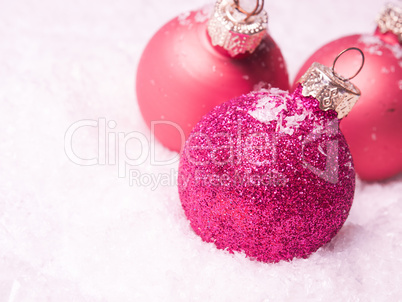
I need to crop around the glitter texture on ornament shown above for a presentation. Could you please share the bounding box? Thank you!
[178,85,355,263]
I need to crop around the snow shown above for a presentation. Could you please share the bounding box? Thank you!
[359,33,402,59]
[248,94,288,124]
[0,0,401,301]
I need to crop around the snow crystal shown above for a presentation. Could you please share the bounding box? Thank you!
[253,81,271,91]
[276,114,295,135]
[386,43,402,60]
[194,5,212,23]
[358,34,383,46]
[366,46,383,56]
[177,11,191,26]
[248,96,287,124]
[284,113,306,128]
[359,34,402,59]
[358,34,383,56]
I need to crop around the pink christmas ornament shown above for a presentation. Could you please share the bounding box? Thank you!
[293,4,402,181]
[136,0,289,152]
[178,55,363,262]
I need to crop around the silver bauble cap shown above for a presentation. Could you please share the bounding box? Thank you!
[377,3,402,43]
[298,62,362,119]
[207,0,268,57]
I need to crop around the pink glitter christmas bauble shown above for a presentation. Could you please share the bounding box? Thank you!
[178,85,355,263]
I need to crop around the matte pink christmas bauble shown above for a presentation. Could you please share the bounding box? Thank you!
[293,27,402,181]
[178,83,355,263]
[136,5,289,152]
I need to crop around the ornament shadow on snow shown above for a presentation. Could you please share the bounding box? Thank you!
[178,48,365,263]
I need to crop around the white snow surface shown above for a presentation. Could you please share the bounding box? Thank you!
[1,0,402,301]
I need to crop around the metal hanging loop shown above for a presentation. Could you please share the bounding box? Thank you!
[332,47,365,81]
[233,0,265,22]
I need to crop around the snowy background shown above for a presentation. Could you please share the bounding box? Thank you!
[1,0,402,301]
